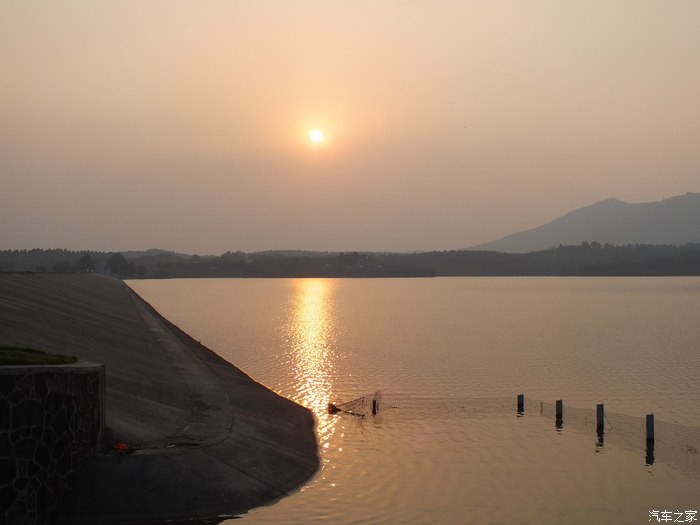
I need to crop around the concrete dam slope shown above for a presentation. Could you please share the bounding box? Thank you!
[0,273,319,524]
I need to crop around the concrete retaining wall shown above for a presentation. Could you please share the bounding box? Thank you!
[0,363,105,525]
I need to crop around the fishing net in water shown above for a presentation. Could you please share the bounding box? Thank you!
[328,392,381,416]
[328,393,700,475]
[328,392,513,418]
[522,398,700,476]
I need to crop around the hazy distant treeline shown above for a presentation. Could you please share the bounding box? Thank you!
[387,242,700,276]
[0,249,149,278]
[1,243,699,278]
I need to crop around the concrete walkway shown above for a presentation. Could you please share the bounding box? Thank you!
[0,273,318,524]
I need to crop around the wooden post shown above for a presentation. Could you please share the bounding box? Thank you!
[646,413,655,465]
[596,404,605,433]
[596,404,605,447]
[517,394,525,415]
[372,399,378,416]
[555,399,563,429]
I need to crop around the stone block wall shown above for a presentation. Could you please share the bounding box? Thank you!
[0,363,105,525]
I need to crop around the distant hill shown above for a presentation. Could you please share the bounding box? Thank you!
[472,193,700,253]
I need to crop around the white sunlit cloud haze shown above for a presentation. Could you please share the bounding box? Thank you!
[1,1,699,254]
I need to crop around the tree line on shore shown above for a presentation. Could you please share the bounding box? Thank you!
[0,249,148,278]
[1,243,699,278]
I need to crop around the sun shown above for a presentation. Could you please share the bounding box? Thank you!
[309,129,324,143]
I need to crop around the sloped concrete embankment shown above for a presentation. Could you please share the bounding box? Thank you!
[0,274,318,524]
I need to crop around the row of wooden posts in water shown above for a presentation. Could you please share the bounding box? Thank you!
[516,393,658,464]
[327,393,660,464]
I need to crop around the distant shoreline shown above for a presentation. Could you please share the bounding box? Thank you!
[2,243,700,278]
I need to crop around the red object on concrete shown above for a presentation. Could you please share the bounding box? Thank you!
[113,442,130,453]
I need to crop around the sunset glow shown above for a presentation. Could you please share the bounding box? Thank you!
[309,130,324,143]
[2,1,699,254]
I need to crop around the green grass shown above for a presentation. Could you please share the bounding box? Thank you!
[0,346,77,366]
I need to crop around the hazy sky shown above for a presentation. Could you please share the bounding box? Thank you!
[2,1,699,254]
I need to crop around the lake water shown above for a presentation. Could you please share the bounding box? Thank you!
[128,277,700,525]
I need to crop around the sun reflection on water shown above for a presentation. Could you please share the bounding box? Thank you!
[285,279,339,443]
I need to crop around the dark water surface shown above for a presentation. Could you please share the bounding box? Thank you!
[129,277,700,525]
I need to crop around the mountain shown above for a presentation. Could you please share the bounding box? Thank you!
[472,193,700,253]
